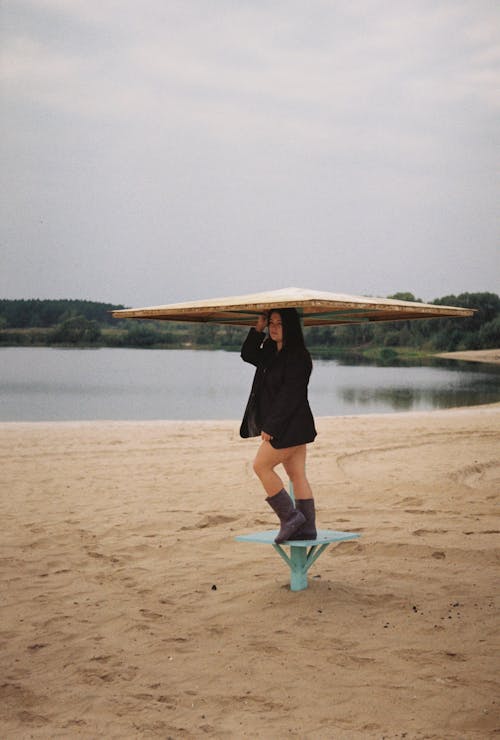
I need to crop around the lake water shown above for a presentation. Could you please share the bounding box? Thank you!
[1,347,499,422]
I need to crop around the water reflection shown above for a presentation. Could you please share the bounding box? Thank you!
[310,357,500,416]
[338,383,500,412]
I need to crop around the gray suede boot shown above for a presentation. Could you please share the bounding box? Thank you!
[266,489,306,544]
[288,498,317,540]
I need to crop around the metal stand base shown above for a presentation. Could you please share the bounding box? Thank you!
[235,529,360,591]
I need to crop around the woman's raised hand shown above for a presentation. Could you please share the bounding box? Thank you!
[255,314,267,333]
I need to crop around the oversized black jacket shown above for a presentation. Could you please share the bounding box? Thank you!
[239,328,317,449]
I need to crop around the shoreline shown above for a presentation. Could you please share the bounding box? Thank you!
[2,344,500,363]
[0,399,499,429]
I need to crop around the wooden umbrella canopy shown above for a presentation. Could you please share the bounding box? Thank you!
[112,287,473,327]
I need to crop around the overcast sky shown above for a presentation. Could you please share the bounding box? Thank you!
[1,0,498,307]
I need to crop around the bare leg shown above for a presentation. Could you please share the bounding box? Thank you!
[253,442,310,542]
[252,441,286,496]
[253,442,312,498]
[283,445,313,500]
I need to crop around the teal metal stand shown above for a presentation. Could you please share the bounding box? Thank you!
[235,528,360,591]
[235,483,360,591]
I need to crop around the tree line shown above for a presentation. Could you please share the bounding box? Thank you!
[305,292,500,356]
[0,293,498,356]
[0,298,123,328]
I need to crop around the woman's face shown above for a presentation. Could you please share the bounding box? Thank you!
[268,312,283,346]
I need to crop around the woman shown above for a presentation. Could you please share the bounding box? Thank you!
[240,308,317,543]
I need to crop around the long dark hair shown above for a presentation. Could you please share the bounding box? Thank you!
[269,308,307,353]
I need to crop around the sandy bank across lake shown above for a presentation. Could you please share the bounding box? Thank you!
[1,404,499,738]
[436,348,500,365]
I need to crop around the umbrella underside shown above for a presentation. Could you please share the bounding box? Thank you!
[112,288,474,327]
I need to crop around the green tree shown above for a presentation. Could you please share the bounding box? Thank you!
[478,317,500,348]
[125,323,163,347]
[387,292,422,302]
[50,316,102,344]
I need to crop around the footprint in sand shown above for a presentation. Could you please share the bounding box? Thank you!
[412,528,448,536]
[397,496,424,507]
[17,710,50,727]
[181,513,239,530]
[139,608,164,620]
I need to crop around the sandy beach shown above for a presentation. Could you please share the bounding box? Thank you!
[436,349,500,365]
[1,403,499,739]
